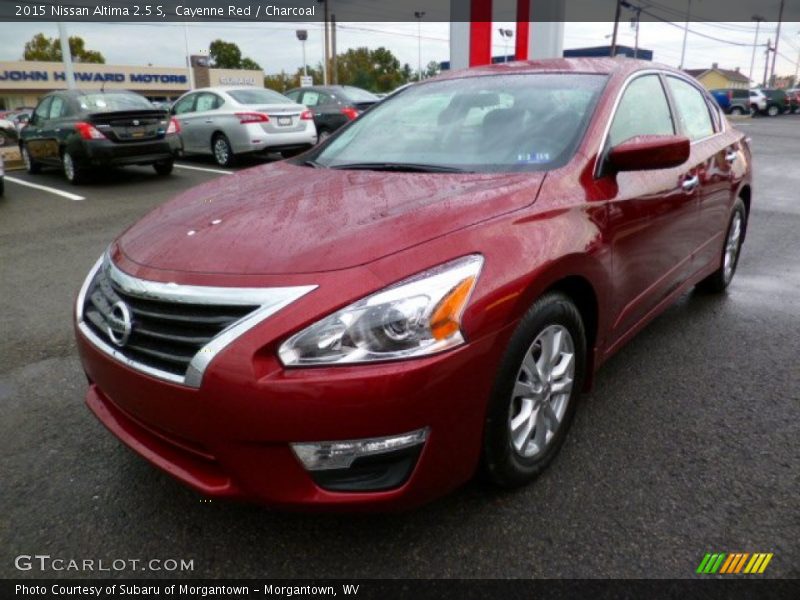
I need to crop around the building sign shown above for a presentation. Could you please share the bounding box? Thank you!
[218,76,257,86]
[300,75,313,87]
[0,61,191,92]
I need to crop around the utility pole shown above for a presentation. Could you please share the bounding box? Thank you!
[57,22,76,90]
[769,0,785,87]
[632,8,641,59]
[749,15,764,85]
[414,11,425,80]
[610,0,622,57]
[764,39,772,87]
[321,0,329,85]
[330,13,337,84]
[183,22,195,90]
[679,0,691,69]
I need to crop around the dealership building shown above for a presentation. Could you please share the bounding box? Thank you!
[0,60,264,110]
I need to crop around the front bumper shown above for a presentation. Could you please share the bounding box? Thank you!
[76,320,505,510]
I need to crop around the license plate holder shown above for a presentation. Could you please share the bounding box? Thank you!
[277,116,292,126]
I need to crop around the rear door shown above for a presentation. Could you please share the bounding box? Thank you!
[190,92,224,152]
[24,96,54,163]
[603,73,699,345]
[302,89,346,133]
[172,93,199,151]
[665,75,742,273]
[41,94,73,162]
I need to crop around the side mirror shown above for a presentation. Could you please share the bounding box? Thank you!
[607,134,690,172]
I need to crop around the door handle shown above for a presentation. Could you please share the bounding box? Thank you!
[682,174,700,192]
[204,119,213,124]
[725,150,738,163]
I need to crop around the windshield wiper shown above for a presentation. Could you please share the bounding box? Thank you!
[303,159,324,169]
[328,162,474,173]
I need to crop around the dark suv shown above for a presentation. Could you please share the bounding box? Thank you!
[758,88,791,117]
[19,90,181,184]
[284,85,379,141]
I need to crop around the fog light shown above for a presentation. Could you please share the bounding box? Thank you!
[292,428,428,471]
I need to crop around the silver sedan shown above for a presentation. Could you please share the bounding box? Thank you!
[171,87,317,167]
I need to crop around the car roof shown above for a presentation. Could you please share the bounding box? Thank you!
[433,57,679,81]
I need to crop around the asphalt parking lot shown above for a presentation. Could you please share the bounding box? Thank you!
[1,117,798,579]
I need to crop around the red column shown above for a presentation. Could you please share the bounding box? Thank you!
[515,0,530,60]
[468,0,492,67]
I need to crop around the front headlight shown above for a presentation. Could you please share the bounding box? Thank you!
[278,255,483,366]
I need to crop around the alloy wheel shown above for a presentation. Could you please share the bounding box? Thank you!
[63,152,75,181]
[723,211,743,283]
[213,138,230,166]
[508,324,575,458]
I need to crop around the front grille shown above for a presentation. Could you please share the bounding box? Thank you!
[82,266,258,378]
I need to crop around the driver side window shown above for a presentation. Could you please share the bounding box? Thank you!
[609,75,675,147]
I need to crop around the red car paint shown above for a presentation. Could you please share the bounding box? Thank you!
[76,59,752,510]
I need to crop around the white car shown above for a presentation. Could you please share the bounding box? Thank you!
[171,87,318,167]
[749,89,768,112]
[0,152,5,196]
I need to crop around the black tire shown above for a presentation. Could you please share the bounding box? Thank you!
[317,129,332,144]
[482,292,587,488]
[62,150,87,185]
[0,176,4,197]
[767,104,780,117]
[21,144,41,174]
[153,159,174,176]
[211,134,236,167]
[697,198,747,294]
[730,106,744,116]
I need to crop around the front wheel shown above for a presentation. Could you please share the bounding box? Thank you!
[697,199,746,293]
[153,159,174,176]
[730,106,744,116]
[766,105,780,117]
[212,134,236,167]
[482,292,586,488]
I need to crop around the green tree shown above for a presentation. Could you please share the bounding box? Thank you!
[334,47,409,92]
[209,39,261,71]
[23,33,105,63]
[423,60,441,79]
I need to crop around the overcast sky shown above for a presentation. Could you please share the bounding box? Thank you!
[1,20,799,84]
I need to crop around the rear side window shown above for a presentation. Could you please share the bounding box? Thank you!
[173,94,196,114]
[195,93,221,112]
[34,97,52,122]
[666,77,715,141]
[608,75,674,147]
[285,90,301,102]
[48,96,65,119]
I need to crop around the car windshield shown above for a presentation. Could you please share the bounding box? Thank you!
[228,89,292,105]
[78,92,154,112]
[342,86,379,102]
[311,74,607,172]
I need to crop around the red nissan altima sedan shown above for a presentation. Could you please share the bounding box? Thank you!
[75,59,751,509]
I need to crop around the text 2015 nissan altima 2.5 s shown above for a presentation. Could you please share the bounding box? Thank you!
[75,59,752,510]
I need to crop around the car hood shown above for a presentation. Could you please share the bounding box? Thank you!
[117,162,544,275]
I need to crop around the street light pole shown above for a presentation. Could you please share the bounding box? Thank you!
[57,22,76,90]
[749,15,764,85]
[610,0,622,57]
[679,0,691,69]
[414,11,425,81]
[296,30,308,77]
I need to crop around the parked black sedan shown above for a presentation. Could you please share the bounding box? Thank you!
[284,85,379,140]
[19,90,181,184]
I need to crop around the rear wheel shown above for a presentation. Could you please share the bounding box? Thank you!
[153,159,174,176]
[729,106,744,116]
[767,104,780,117]
[212,134,236,167]
[62,150,87,185]
[482,292,586,488]
[21,144,41,174]
[697,198,746,293]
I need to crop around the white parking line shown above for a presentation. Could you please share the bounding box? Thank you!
[175,163,234,175]
[4,176,85,201]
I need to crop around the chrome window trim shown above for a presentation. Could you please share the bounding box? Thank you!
[593,69,725,178]
[76,254,317,388]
